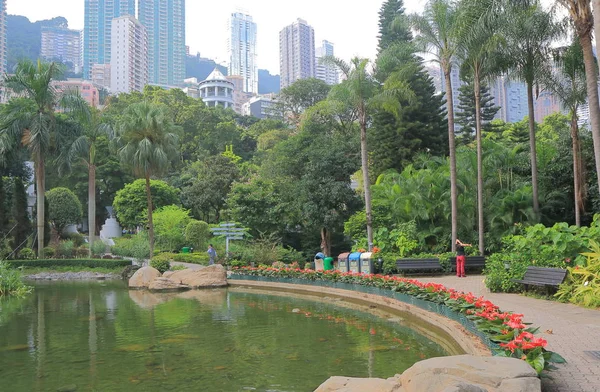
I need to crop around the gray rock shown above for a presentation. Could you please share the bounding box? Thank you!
[128,266,161,289]
[314,376,402,392]
[148,277,190,292]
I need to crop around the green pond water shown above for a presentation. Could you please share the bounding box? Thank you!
[0,281,449,391]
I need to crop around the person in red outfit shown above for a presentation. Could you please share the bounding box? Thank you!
[455,239,472,277]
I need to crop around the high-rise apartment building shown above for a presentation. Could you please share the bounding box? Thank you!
[315,40,338,86]
[111,15,148,93]
[228,12,258,94]
[0,0,6,74]
[138,0,186,86]
[91,63,112,90]
[83,0,135,79]
[41,26,82,72]
[279,18,315,89]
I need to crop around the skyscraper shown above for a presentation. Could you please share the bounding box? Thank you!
[111,15,148,93]
[0,0,7,74]
[315,40,338,86]
[228,12,258,94]
[41,26,82,72]
[83,0,135,80]
[279,18,315,89]
[138,0,186,86]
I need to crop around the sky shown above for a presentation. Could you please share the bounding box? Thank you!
[6,0,425,75]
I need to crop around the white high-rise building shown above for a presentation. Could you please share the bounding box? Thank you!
[0,0,7,74]
[110,15,148,93]
[279,18,316,89]
[228,12,258,94]
[315,40,338,85]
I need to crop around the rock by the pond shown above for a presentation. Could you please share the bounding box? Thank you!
[148,277,190,292]
[166,265,227,289]
[128,266,161,289]
[315,355,541,392]
[162,271,176,279]
[121,265,140,280]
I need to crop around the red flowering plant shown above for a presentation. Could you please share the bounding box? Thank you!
[231,266,566,374]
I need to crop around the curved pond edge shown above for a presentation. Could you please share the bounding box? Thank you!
[229,275,492,357]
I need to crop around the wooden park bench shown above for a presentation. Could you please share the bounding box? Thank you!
[449,256,487,272]
[396,258,442,274]
[512,266,567,292]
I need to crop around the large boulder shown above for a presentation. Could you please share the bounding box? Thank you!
[128,266,161,289]
[399,355,540,392]
[148,277,190,292]
[315,355,540,392]
[166,265,227,289]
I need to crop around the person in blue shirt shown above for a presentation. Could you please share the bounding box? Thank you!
[207,244,217,265]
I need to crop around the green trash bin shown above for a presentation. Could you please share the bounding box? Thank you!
[182,247,190,254]
[324,257,334,271]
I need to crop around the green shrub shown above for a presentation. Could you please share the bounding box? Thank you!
[0,262,32,297]
[57,240,75,258]
[43,247,55,258]
[75,245,89,258]
[46,188,83,237]
[153,205,192,252]
[278,247,304,264]
[172,253,209,265]
[556,241,600,308]
[18,247,36,260]
[111,233,151,260]
[91,241,106,257]
[171,265,187,271]
[67,232,86,247]
[150,253,172,273]
[5,259,131,269]
[185,220,210,250]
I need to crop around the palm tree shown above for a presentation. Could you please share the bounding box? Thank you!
[500,0,563,219]
[113,102,179,256]
[411,0,460,252]
[327,57,414,250]
[558,0,600,200]
[59,107,112,256]
[0,60,82,257]
[544,41,588,226]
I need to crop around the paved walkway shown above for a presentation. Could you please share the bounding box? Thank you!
[171,261,204,270]
[417,275,600,392]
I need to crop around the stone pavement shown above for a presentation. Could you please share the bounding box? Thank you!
[417,275,600,392]
[170,261,205,270]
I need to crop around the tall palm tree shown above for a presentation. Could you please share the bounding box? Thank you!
[501,0,563,219]
[327,57,414,250]
[411,0,460,252]
[0,60,82,257]
[112,102,179,256]
[457,0,503,255]
[59,107,112,256]
[545,41,588,226]
[558,0,600,199]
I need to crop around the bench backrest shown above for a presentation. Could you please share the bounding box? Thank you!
[524,266,567,285]
[396,258,440,269]
[449,256,486,266]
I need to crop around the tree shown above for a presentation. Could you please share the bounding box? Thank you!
[58,106,112,256]
[410,0,460,251]
[0,60,86,257]
[46,187,82,237]
[276,78,331,125]
[10,178,30,258]
[0,177,7,240]
[185,220,211,251]
[455,78,500,144]
[112,179,180,230]
[112,102,179,256]
[378,0,412,51]
[501,0,563,218]
[558,0,600,201]
[153,205,192,252]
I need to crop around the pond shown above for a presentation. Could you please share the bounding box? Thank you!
[0,281,450,391]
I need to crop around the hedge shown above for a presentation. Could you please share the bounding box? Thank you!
[5,259,132,269]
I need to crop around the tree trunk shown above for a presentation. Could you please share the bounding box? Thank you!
[145,175,155,258]
[35,152,45,258]
[579,34,600,199]
[593,0,600,75]
[320,227,331,257]
[474,73,484,256]
[444,66,458,253]
[526,82,540,219]
[571,111,583,227]
[88,164,96,257]
[360,106,374,251]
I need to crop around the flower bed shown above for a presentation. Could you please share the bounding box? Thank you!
[231,266,566,375]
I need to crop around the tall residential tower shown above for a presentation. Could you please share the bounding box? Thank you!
[0,0,7,74]
[83,0,135,79]
[111,15,148,93]
[315,40,338,85]
[279,18,315,89]
[228,12,258,94]
[41,26,82,72]
[138,0,186,86]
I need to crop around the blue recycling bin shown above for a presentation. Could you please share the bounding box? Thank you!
[349,252,362,273]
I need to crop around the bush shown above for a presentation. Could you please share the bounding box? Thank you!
[57,240,75,258]
[185,220,210,250]
[43,247,55,258]
[172,253,209,265]
[556,241,600,308]
[111,233,151,260]
[278,247,305,264]
[5,259,131,269]
[18,247,36,260]
[150,253,172,273]
[91,240,106,257]
[46,188,82,237]
[0,262,32,297]
[153,205,192,252]
[113,179,179,229]
[67,232,86,247]
[75,245,89,258]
